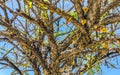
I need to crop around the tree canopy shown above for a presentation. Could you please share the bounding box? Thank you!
[0,0,120,75]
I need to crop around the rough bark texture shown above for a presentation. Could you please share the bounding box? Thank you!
[0,0,120,75]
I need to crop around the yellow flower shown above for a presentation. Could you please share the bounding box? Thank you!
[101,50,107,55]
[81,19,87,25]
[9,31,13,34]
[71,61,75,65]
[83,7,89,13]
[101,41,109,49]
[27,0,32,9]
[104,42,109,48]
[100,27,108,33]
[94,25,98,29]
[50,10,54,13]
[28,2,32,9]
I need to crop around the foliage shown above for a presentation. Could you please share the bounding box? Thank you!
[0,0,120,75]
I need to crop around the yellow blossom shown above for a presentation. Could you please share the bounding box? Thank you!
[28,2,32,9]
[27,0,32,9]
[101,50,107,55]
[50,10,54,13]
[83,7,89,13]
[94,25,98,29]
[104,42,109,48]
[71,61,75,65]
[100,27,108,33]
[81,19,87,25]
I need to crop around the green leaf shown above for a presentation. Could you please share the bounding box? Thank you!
[77,58,81,65]
[111,43,115,48]
[18,61,29,67]
[40,10,48,19]
[54,31,68,38]
[98,34,102,38]
[108,0,114,2]
[94,63,101,73]
[69,11,78,19]
[100,12,107,21]
[87,69,95,75]
[44,39,49,45]
[111,32,115,35]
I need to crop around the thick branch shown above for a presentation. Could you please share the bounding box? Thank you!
[101,15,120,25]
[71,0,84,19]
[87,0,102,27]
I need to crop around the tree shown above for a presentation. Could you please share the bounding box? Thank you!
[0,0,120,75]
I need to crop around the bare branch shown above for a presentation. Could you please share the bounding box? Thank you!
[3,57,23,75]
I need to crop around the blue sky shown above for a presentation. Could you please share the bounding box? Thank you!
[102,66,120,75]
[0,0,120,75]
[0,64,120,75]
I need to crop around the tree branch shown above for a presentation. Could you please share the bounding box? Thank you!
[101,14,120,25]
[3,57,23,75]
[100,0,120,16]
[71,0,84,19]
